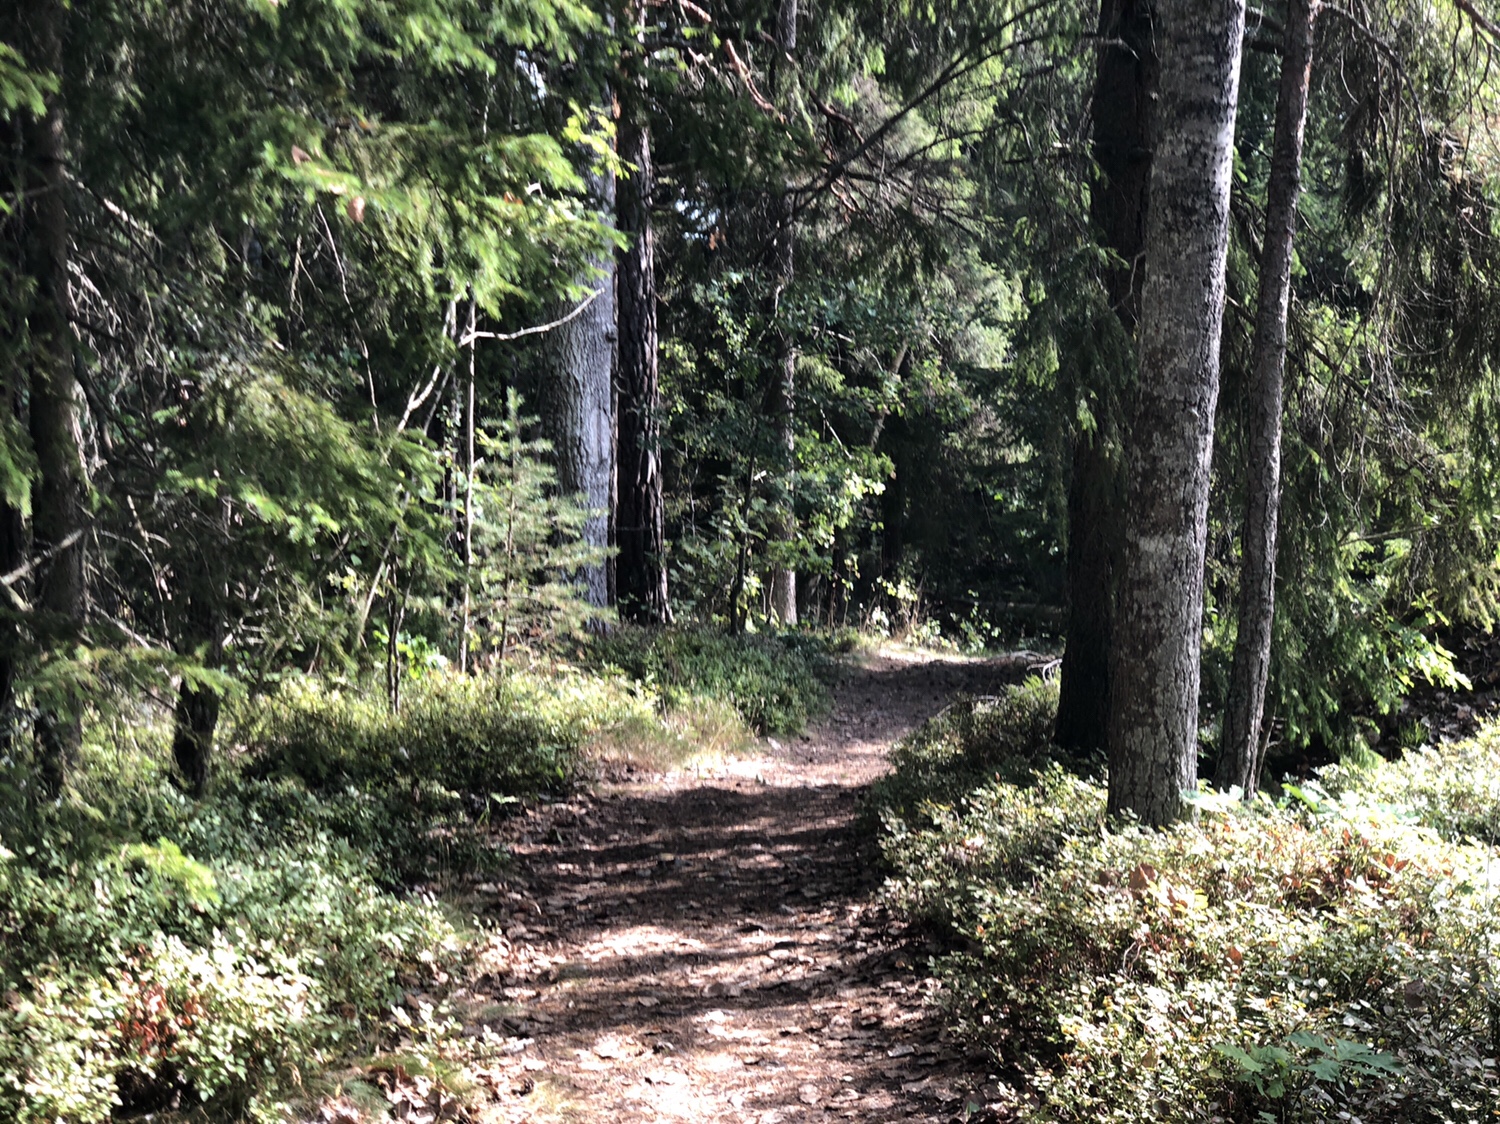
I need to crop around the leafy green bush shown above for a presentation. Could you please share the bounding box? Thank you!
[589,626,834,734]
[239,668,654,879]
[868,675,1073,825]
[243,672,591,794]
[873,684,1500,1122]
[0,823,456,1121]
[0,720,462,1121]
[1319,724,1500,844]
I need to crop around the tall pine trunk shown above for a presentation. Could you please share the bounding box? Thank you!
[1107,0,1245,825]
[1217,0,1317,797]
[766,0,798,627]
[18,0,85,795]
[541,167,616,612]
[1055,0,1156,755]
[615,112,671,625]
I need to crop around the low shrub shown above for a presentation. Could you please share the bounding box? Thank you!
[0,663,677,1120]
[874,683,1500,1122]
[0,727,462,1120]
[868,675,1074,826]
[0,822,457,1121]
[589,626,834,734]
[1319,724,1500,844]
[239,668,654,879]
[242,671,603,795]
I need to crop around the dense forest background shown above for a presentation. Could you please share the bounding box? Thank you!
[5,0,1500,1118]
[3,0,1497,787]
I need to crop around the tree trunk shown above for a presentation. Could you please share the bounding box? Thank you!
[1055,0,1156,755]
[879,413,907,580]
[1055,434,1123,751]
[460,299,477,669]
[541,167,616,612]
[18,0,85,795]
[1106,0,1245,826]
[0,504,24,757]
[172,679,220,798]
[615,113,671,625]
[767,0,798,627]
[1217,0,1317,797]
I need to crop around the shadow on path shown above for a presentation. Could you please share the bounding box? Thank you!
[458,651,1038,1124]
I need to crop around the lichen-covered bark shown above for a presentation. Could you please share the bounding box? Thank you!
[1107,0,1246,825]
[541,168,616,611]
[1055,0,1156,756]
[1218,0,1317,797]
[615,115,671,625]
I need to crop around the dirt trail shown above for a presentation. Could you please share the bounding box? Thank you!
[457,648,1037,1124]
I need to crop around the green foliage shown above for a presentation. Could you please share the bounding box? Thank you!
[869,675,1072,824]
[1319,722,1500,845]
[589,626,834,735]
[240,668,645,879]
[0,41,53,121]
[874,686,1500,1122]
[465,389,608,658]
[0,765,458,1121]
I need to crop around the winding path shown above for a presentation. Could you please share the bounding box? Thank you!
[457,649,1034,1124]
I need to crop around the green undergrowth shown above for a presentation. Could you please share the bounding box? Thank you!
[587,625,837,735]
[0,629,840,1123]
[867,677,1091,825]
[240,669,654,881]
[0,665,657,1122]
[874,680,1500,1122]
[0,756,461,1122]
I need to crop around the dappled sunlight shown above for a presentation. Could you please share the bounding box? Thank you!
[461,654,1024,1123]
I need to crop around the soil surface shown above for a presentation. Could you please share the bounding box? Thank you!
[452,648,1041,1124]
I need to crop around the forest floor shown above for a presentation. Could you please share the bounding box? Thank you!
[441,646,1040,1124]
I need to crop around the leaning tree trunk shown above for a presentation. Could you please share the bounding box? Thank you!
[541,167,616,612]
[1106,0,1246,826]
[766,0,799,627]
[18,0,85,795]
[1217,0,1317,798]
[615,111,671,625]
[1054,0,1157,755]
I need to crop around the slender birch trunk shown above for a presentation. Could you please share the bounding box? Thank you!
[1107,0,1246,825]
[767,0,799,627]
[460,299,477,670]
[1217,0,1318,797]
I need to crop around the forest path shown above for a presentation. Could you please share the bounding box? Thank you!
[457,647,1037,1124]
